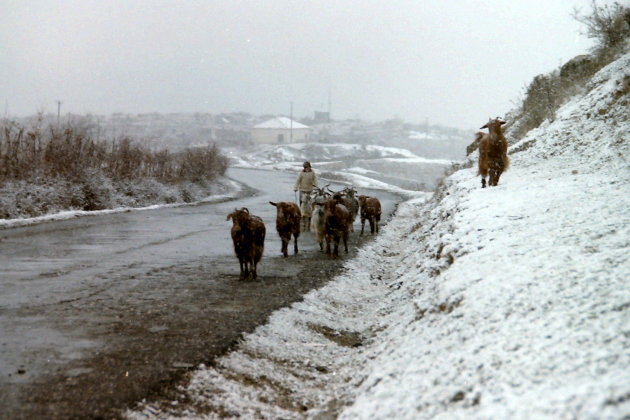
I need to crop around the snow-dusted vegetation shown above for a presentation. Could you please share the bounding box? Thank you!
[0,120,230,220]
[128,47,629,420]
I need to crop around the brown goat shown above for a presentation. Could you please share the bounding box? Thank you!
[327,187,359,232]
[341,187,359,231]
[324,194,351,258]
[358,195,381,235]
[477,118,510,188]
[226,208,266,280]
[269,201,301,257]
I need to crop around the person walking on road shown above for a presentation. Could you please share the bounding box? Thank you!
[294,161,318,205]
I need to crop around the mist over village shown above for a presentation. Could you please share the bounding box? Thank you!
[1,1,629,419]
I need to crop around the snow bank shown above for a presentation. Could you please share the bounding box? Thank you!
[0,178,242,229]
[342,52,630,419]
[128,53,629,419]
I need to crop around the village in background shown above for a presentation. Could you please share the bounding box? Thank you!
[10,111,472,161]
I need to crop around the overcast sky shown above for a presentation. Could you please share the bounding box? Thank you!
[0,0,616,129]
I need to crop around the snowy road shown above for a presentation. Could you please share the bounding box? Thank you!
[0,168,401,419]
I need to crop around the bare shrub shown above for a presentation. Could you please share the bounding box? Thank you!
[573,1,630,53]
[0,120,228,184]
[176,144,229,184]
[0,119,230,218]
[509,1,630,142]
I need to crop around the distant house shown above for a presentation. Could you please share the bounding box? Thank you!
[251,117,311,144]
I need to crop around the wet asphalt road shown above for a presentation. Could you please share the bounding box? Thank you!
[0,168,401,419]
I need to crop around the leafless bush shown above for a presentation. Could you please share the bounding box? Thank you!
[508,1,629,141]
[573,1,630,53]
[0,119,230,217]
[0,120,228,184]
[176,144,229,184]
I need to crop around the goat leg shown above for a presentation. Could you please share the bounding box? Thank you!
[239,260,245,280]
[294,234,299,255]
[281,238,288,258]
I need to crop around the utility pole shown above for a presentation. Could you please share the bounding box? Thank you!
[290,101,293,143]
[328,85,332,122]
[56,100,63,127]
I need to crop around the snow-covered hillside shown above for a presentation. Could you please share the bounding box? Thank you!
[128,52,629,419]
[227,142,455,192]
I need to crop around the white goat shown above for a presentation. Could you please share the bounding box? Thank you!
[309,198,326,252]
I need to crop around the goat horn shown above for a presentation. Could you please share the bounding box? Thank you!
[242,208,249,213]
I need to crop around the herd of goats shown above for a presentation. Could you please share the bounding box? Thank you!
[226,186,382,280]
[226,117,510,280]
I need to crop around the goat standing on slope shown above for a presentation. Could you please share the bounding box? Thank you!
[477,117,510,188]
[226,208,266,280]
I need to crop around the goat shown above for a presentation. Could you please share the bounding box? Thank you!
[327,187,359,232]
[310,196,327,252]
[342,186,360,230]
[269,201,301,257]
[323,194,351,258]
[226,208,266,280]
[477,118,510,188]
[358,195,381,235]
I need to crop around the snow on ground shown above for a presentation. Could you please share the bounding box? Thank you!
[0,178,243,230]
[227,141,455,193]
[228,142,452,168]
[325,171,426,198]
[128,53,629,419]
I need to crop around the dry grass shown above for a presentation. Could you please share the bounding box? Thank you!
[0,118,229,218]
[0,119,228,184]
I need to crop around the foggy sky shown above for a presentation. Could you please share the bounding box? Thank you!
[0,0,611,129]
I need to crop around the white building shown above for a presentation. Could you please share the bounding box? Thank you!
[251,117,311,144]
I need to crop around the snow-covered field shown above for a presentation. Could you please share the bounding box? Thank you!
[226,142,455,193]
[128,52,629,419]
